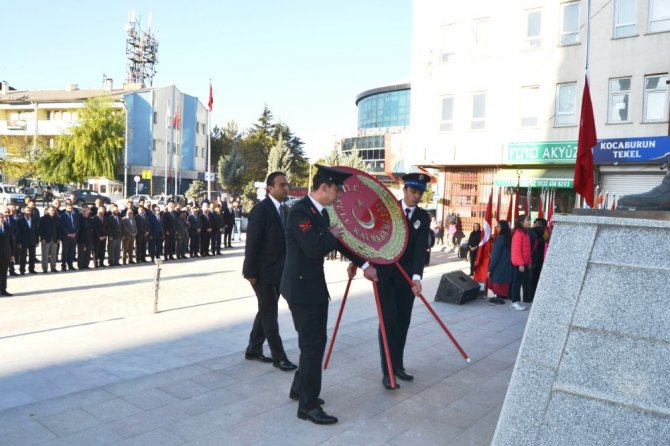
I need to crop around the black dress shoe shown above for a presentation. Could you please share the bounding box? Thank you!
[244,352,273,363]
[297,407,338,425]
[395,368,414,381]
[382,375,400,390]
[0,291,13,296]
[273,360,298,371]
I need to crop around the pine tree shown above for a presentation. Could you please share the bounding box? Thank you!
[267,135,293,182]
[217,147,246,195]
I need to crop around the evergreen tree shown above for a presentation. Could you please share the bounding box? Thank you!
[185,179,205,201]
[217,147,246,195]
[267,135,293,182]
[341,147,365,169]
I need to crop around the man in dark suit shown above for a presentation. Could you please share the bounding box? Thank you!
[365,173,431,390]
[222,201,235,247]
[134,206,150,263]
[281,165,377,425]
[199,205,212,256]
[106,204,122,266]
[161,202,177,261]
[210,204,223,255]
[5,206,18,276]
[59,203,79,271]
[39,205,60,272]
[92,206,108,267]
[17,206,39,274]
[77,207,94,269]
[243,172,296,372]
[0,210,14,295]
[187,208,201,258]
[148,205,163,262]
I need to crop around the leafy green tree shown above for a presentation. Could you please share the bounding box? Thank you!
[185,179,205,201]
[422,183,435,205]
[36,96,124,184]
[0,135,46,181]
[210,120,240,167]
[217,147,246,195]
[272,122,308,185]
[341,147,365,169]
[267,135,293,182]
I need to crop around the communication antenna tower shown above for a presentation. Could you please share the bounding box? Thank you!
[125,10,159,87]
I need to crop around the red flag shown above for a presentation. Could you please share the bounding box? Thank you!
[547,190,555,228]
[506,189,513,223]
[597,190,604,209]
[525,187,531,217]
[495,188,502,234]
[173,106,180,129]
[537,191,544,219]
[513,185,520,222]
[611,194,617,210]
[208,82,214,112]
[574,75,597,208]
[474,188,493,285]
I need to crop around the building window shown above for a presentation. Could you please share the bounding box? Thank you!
[525,9,542,49]
[153,112,157,124]
[555,82,577,126]
[614,0,637,37]
[643,74,668,122]
[561,1,580,45]
[520,86,540,127]
[439,24,457,63]
[471,92,486,130]
[440,96,454,131]
[608,77,631,123]
[474,18,491,49]
[649,0,670,33]
[152,139,157,152]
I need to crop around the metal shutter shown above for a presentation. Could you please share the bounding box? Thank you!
[601,173,665,198]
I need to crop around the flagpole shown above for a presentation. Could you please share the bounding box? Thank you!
[165,99,170,196]
[585,0,592,72]
[174,93,181,198]
[207,79,212,201]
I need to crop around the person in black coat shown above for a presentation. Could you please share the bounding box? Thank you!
[106,205,123,266]
[92,206,108,267]
[281,165,377,425]
[59,203,79,271]
[161,202,177,261]
[488,220,513,300]
[468,223,482,276]
[243,172,296,371]
[0,211,14,295]
[77,207,94,269]
[39,206,60,272]
[148,205,164,262]
[188,208,201,258]
[17,206,39,274]
[222,201,235,247]
[199,206,212,256]
[6,205,18,276]
[134,206,150,263]
[210,205,223,255]
[363,173,431,390]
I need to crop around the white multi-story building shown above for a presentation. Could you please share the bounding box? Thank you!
[411,0,670,229]
[0,81,209,196]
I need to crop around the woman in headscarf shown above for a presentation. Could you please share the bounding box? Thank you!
[487,220,513,301]
[467,223,482,276]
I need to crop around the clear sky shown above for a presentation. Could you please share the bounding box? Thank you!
[2,0,412,161]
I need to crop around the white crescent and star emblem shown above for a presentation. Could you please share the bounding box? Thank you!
[413,220,421,229]
[352,200,376,230]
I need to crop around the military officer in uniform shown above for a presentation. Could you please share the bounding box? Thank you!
[351,173,430,390]
[281,165,377,425]
[243,171,296,371]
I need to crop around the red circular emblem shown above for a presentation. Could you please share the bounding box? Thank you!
[327,167,408,264]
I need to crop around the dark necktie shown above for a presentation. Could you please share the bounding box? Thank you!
[321,208,329,224]
[405,208,412,221]
[279,204,286,228]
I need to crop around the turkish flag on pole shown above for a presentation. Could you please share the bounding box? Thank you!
[495,188,502,234]
[513,184,520,222]
[173,106,180,129]
[525,187,531,216]
[208,81,214,112]
[547,190,555,228]
[506,189,513,223]
[574,75,597,208]
[474,189,493,286]
[537,191,544,219]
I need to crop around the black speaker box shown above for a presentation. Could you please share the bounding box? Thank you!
[434,271,480,305]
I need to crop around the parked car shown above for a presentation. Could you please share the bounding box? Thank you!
[62,189,111,207]
[22,186,45,201]
[116,194,153,210]
[0,184,27,206]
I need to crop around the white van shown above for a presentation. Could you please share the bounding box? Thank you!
[0,184,27,206]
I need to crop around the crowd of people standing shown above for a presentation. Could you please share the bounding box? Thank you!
[0,196,241,296]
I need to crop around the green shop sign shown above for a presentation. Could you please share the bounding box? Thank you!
[493,177,574,188]
[507,141,578,163]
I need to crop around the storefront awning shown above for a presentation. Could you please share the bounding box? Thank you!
[493,168,574,188]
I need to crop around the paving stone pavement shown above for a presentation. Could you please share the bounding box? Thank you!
[0,243,530,445]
